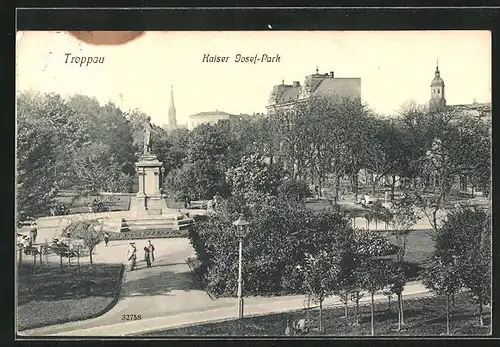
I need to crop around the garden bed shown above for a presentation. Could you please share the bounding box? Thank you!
[142,293,490,336]
[17,263,124,331]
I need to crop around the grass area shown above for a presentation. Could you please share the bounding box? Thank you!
[143,293,490,337]
[17,263,124,331]
[109,229,189,240]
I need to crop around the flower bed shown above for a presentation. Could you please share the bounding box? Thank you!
[109,229,188,240]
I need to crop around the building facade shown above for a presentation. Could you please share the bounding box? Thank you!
[266,68,361,114]
[188,111,261,130]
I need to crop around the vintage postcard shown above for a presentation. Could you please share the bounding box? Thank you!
[15,30,492,338]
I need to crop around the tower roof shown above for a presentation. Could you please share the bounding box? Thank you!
[169,85,175,110]
[168,84,177,129]
[431,62,445,87]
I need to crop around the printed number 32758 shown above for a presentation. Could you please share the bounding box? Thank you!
[122,314,142,321]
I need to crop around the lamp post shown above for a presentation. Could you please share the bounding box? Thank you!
[232,213,250,319]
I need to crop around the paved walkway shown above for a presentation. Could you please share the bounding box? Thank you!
[19,237,432,337]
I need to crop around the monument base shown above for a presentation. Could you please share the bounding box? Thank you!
[130,195,169,217]
[124,149,195,233]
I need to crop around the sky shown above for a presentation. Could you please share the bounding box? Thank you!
[16,31,491,127]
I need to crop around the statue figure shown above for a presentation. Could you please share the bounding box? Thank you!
[143,116,152,155]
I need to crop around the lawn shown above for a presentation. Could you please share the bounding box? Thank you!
[16,262,124,331]
[142,293,490,337]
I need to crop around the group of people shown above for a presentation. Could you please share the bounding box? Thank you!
[126,240,155,271]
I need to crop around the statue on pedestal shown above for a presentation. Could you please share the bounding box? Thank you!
[143,116,152,155]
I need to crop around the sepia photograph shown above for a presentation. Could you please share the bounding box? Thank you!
[15,30,492,337]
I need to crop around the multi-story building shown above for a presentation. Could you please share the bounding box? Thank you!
[188,111,262,130]
[266,68,362,115]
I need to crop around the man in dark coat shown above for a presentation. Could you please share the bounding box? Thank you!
[148,240,155,262]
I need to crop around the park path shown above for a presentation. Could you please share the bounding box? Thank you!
[19,237,432,337]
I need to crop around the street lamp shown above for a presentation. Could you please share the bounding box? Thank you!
[232,213,250,319]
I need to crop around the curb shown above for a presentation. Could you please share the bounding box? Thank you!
[130,291,434,336]
[17,264,125,333]
[184,257,216,301]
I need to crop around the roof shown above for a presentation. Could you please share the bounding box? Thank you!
[431,76,445,87]
[190,111,232,118]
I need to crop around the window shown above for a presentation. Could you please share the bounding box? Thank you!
[438,89,440,94]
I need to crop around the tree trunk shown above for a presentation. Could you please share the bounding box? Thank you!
[432,209,438,232]
[451,293,455,308]
[319,299,323,331]
[334,175,340,202]
[344,300,349,318]
[400,293,404,326]
[446,295,450,335]
[33,252,36,275]
[372,177,376,196]
[390,175,396,200]
[479,297,483,327]
[375,219,378,231]
[371,292,375,336]
[89,248,93,267]
[77,252,81,275]
[39,249,42,268]
[19,248,22,266]
[356,299,360,325]
[354,173,359,201]
[388,295,391,311]
[397,294,402,331]
[60,253,63,270]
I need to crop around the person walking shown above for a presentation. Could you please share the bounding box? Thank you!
[126,243,137,271]
[148,240,155,262]
[284,319,293,336]
[103,232,110,247]
[143,246,151,268]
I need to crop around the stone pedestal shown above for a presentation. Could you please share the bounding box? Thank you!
[132,154,168,217]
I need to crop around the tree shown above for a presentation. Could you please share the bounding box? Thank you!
[300,251,336,331]
[16,92,67,219]
[388,262,407,331]
[436,208,491,327]
[188,196,353,299]
[64,218,105,267]
[364,118,404,197]
[226,153,285,199]
[363,258,391,336]
[277,179,312,203]
[386,194,420,330]
[422,255,462,335]
[409,109,491,232]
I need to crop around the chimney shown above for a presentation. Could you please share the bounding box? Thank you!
[329,71,334,78]
[293,81,300,87]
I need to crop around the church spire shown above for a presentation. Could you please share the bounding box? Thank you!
[430,60,446,112]
[168,84,177,131]
[169,84,175,110]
